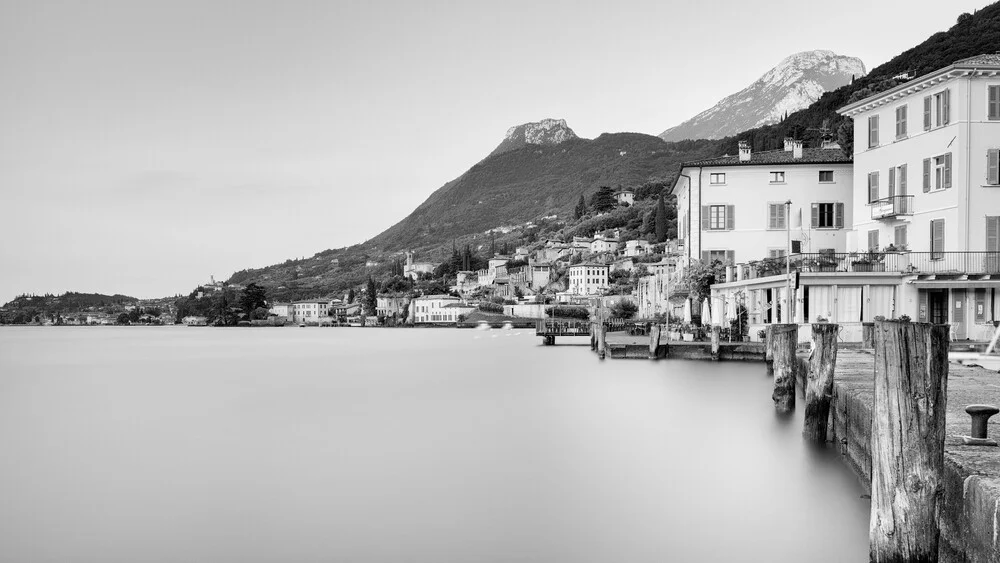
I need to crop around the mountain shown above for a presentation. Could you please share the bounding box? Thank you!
[659,50,866,142]
[487,118,579,158]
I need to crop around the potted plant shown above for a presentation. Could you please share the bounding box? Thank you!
[682,323,696,342]
[851,250,886,272]
[757,328,767,343]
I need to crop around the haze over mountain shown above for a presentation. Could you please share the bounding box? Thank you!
[659,50,866,141]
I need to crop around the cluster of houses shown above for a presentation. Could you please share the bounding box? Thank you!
[672,54,1000,342]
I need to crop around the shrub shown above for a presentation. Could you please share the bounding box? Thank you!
[544,306,590,320]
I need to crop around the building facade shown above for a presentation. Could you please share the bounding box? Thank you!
[568,263,609,295]
[673,141,854,268]
[410,295,474,324]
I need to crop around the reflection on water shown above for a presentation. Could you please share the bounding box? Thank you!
[0,327,869,562]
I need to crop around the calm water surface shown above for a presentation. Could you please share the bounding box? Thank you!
[0,327,869,562]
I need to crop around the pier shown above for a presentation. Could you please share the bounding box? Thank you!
[535,319,590,345]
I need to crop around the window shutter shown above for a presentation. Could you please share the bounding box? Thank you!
[923,96,932,130]
[942,89,950,125]
[869,116,879,147]
[701,251,710,262]
[811,203,819,228]
[888,167,895,197]
[777,203,786,229]
[919,290,928,322]
[835,203,844,228]
[931,219,945,257]
[868,171,879,202]
[944,153,952,188]
[725,250,735,264]
[868,230,878,251]
[726,205,735,230]
[899,164,907,195]
[768,204,777,229]
[701,206,710,230]
[990,86,999,120]
[988,149,999,185]
[987,216,999,252]
[923,158,931,192]
[895,225,907,248]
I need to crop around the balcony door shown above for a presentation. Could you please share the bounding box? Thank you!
[928,290,948,325]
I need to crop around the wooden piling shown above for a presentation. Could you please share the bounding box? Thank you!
[597,323,607,360]
[590,323,596,350]
[648,324,661,360]
[862,322,875,349]
[870,320,949,562]
[710,326,721,361]
[803,323,839,442]
[770,323,798,413]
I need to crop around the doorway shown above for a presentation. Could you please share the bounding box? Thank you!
[928,290,947,325]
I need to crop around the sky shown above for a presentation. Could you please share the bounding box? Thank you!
[0,0,993,302]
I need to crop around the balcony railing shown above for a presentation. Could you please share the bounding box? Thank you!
[741,251,1000,279]
[870,195,914,220]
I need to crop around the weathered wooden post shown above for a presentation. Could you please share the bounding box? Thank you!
[710,326,721,361]
[764,325,774,376]
[870,320,949,562]
[590,323,596,350]
[862,322,875,348]
[803,323,838,441]
[648,324,661,360]
[770,323,798,413]
[597,322,607,360]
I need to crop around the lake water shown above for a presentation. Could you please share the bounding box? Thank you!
[0,327,870,562]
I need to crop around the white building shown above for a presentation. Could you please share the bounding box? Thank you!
[568,263,609,295]
[590,233,620,254]
[404,251,436,280]
[410,295,474,324]
[616,189,635,206]
[624,239,653,257]
[292,299,330,324]
[836,53,1000,339]
[376,295,410,318]
[268,302,293,318]
[673,139,854,267]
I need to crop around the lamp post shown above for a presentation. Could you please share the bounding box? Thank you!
[785,200,792,323]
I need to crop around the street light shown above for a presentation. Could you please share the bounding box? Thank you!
[785,200,792,323]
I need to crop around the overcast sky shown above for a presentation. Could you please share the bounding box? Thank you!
[0,0,992,302]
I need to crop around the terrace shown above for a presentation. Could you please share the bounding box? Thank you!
[742,251,1000,279]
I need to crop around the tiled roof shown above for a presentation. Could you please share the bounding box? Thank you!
[953,53,1000,66]
[682,147,851,167]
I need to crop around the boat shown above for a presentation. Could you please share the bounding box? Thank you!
[475,321,491,331]
[502,322,514,330]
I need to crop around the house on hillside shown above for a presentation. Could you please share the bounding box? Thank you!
[376,295,410,319]
[568,263,609,296]
[616,188,635,206]
[403,251,436,280]
[591,233,620,254]
[624,239,653,257]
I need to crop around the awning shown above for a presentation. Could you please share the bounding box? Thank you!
[909,278,1000,288]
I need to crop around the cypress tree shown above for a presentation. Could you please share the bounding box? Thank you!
[655,193,668,243]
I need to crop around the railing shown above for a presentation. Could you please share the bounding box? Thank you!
[743,251,1000,278]
[870,195,914,220]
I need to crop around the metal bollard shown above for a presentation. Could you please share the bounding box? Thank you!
[961,404,999,446]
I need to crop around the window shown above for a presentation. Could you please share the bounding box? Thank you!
[868,115,879,148]
[988,149,999,185]
[923,96,932,131]
[975,289,987,323]
[703,250,735,263]
[894,224,907,248]
[867,230,879,251]
[701,205,734,230]
[768,249,786,258]
[769,171,785,183]
[987,216,999,252]
[868,171,879,202]
[935,89,950,127]
[930,219,945,259]
[895,105,907,139]
[819,170,834,183]
[710,173,726,184]
[990,86,1000,121]
[923,154,952,191]
[767,202,786,229]
[811,202,844,229]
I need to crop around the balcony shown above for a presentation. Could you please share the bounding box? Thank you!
[870,195,913,220]
[741,251,1000,279]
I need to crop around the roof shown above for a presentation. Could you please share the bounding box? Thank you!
[570,263,609,269]
[839,53,1000,116]
[414,294,459,300]
[680,147,851,168]
[293,299,329,304]
[443,303,475,308]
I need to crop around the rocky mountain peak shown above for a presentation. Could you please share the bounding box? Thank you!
[659,50,866,142]
[489,118,579,158]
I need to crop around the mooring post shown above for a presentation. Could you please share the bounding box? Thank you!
[862,322,875,349]
[597,322,607,360]
[870,320,949,562]
[710,326,721,361]
[803,323,839,441]
[590,323,596,350]
[648,323,661,360]
[770,323,798,413]
[764,325,774,376]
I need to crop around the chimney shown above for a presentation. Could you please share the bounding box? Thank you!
[738,141,751,162]
[783,137,795,152]
[793,140,803,159]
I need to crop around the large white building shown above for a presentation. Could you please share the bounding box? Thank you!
[673,140,854,266]
[291,299,330,324]
[568,263,609,295]
[410,295,474,324]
